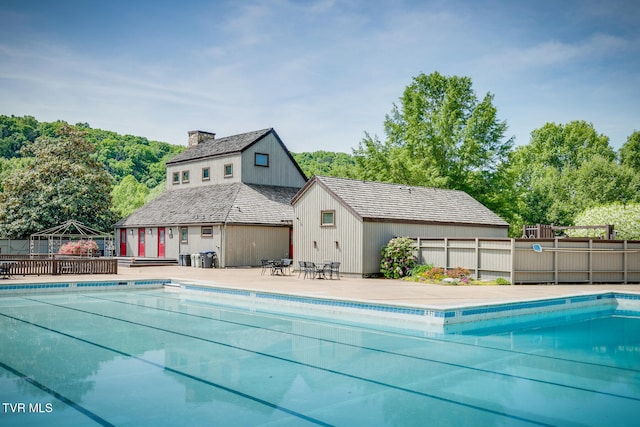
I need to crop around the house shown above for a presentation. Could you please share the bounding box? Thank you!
[291,176,509,276]
[114,128,307,267]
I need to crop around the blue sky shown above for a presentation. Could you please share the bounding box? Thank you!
[1,0,638,153]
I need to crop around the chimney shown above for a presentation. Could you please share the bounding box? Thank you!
[188,130,216,147]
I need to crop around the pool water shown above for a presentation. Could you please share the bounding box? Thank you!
[0,289,639,426]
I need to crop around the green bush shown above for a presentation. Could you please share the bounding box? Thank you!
[380,237,417,279]
[409,263,434,276]
[495,277,511,285]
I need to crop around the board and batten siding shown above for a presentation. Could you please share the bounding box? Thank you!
[241,133,306,188]
[166,154,242,189]
[292,183,364,275]
[224,225,290,267]
[363,222,508,275]
[176,225,222,260]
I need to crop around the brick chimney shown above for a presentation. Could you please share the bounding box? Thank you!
[188,130,216,147]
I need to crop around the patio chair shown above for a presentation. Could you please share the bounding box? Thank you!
[329,261,340,279]
[298,261,306,278]
[270,260,283,275]
[261,259,272,275]
[281,259,292,275]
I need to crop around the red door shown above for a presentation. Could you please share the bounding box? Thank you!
[120,229,127,256]
[158,228,165,257]
[289,227,293,258]
[138,228,145,257]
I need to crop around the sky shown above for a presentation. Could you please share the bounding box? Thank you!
[0,0,638,153]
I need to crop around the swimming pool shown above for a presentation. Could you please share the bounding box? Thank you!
[1,288,639,426]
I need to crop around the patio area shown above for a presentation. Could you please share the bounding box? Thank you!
[1,264,639,309]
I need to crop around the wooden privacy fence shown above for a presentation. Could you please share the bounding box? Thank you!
[0,257,118,276]
[411,237,640,284]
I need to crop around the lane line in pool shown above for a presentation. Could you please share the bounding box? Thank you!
[86,291,640,395]
[2,307,555,427]
[0,311,334,427]
[126,290,640,375]
[0,360,116,427]
[17,297,622,425]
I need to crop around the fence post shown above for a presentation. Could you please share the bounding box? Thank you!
[553,238,558,285]
[510,238,515,285]
[475,238,480,279]
[444,238,449,270]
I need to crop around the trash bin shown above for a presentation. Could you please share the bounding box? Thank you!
[201,251,216,268]
[181,253,191,267]
[193,253,202,268]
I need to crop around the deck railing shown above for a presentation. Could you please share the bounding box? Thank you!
[0,257,117,276]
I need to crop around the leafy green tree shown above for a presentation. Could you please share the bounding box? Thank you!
[620,131,640,171]
[0,125,116,237]
[111,175,150,218]
[0,115,39,158]
[353,72,515,221]
[292,151,356,178]
[510,121,620,226]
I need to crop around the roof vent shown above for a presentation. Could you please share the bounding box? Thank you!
[188,130,216,147]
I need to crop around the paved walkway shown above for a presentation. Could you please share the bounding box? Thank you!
[3,265,640,309]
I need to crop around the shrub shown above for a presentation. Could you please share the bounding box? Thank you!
[421,267,446,281]
[380,237,417,279]
[409,263,434,276]
[446,267,470,279]
[495,277,511,285]
[568,203,640,240]
[58,240,99,256]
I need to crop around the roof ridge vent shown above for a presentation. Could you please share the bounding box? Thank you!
[188,130,216,147]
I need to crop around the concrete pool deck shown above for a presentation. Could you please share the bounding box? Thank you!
[2,265,640,309]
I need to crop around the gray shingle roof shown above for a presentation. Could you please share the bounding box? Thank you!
[297,176,508,227]
[116,183,299,227]
[166,128,272,165]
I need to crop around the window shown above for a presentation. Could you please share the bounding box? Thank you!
[181,170,190,183]
[202,167,210,181]
[201,226,213,237]
[255,153,269,167]
[172,172,180,185]
[224,164,233,178]
[180,227,188,243]
[321,210,335,226]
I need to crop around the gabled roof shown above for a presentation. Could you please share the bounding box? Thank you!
[292,176,509,228]
[166,128,271,165]
[116,183,299,227]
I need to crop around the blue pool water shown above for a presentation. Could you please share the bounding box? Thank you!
[0,289,639,426]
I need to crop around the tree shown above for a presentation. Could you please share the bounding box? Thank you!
[353,72,515,220]
[620,131,640,171]
[0,115,39,158]
[570,203,640,240]
[292,151,356,178]
[0,125,116,237]
[510,121,620,226]
[111,175,150,218]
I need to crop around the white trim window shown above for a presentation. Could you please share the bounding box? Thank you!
[321,210,335,226]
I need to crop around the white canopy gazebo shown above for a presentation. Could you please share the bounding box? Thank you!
[30,220,114,257]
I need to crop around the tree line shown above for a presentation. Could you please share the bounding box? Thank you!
[1,71,639,238]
